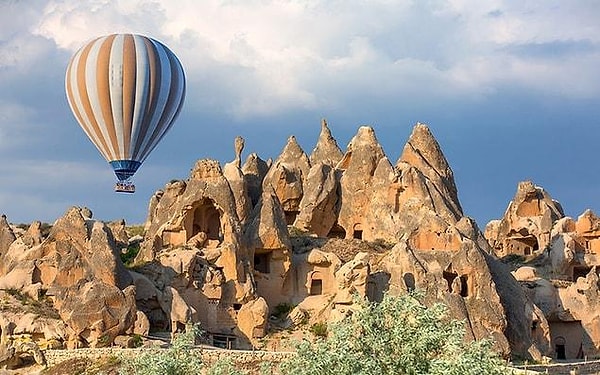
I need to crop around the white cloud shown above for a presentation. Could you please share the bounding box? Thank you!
[25,0,599,119]
[1,0,599,225]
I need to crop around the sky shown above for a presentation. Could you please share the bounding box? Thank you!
[0,0,599,229]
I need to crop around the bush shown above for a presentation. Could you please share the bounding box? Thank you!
[120,325,203,375]
[207,358,246,375]
[273,303,295,319]
[120,242,141,267]
[309,322,328,337]
[280,292,505,375]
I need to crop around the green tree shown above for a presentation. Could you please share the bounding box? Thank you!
[280,292,505,375]
[120,325,204,375]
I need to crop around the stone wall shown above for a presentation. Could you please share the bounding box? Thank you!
[43,347,294,368]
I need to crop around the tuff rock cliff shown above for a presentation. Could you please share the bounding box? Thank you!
[2,120,577,369]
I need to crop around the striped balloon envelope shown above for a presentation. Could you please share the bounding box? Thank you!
[65,33,185,192]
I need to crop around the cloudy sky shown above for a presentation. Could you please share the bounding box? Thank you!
[1,0,599,229]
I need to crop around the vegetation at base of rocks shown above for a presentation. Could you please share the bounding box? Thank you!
[0,288,60,319]
[42,356,121,375]
[309,322,328,337]
[272,302,295,319]
[120,242,141,267]
[131,334,143,348]
[206,358,246,375]
[279,292,506,375]
[119,325,204,375]
[126,225,145,238]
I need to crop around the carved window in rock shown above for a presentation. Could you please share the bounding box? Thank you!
[186,198,223,245]
[403,272,416,292]
[254,251,271,274]
[353,223,363,240]
[285,210,299,226]
[309,272,324,295]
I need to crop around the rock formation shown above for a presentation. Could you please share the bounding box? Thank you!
[0,207,136,350]
[123,120,551,358]
[486,181,564,257]
[488,181,600,360]
[7,119,593,365]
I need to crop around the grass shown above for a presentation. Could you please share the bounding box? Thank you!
[0,288,60,319]
[309,322,327,337]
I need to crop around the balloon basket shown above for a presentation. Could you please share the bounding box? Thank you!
[115,182,135,193]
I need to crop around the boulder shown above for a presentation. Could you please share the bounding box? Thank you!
[237,297,269,340]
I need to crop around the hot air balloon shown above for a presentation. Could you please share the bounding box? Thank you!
[65,33,186,193]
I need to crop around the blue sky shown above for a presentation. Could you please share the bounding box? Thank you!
[1,0,599,228]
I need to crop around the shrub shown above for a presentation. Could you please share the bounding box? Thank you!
[120,242,141,267]
[280,292,505,375]
[309,322,328,337]
[120,325,203,375]
[207,358,246,375]
[273,303,295,319]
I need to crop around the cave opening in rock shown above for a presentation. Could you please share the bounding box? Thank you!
[572,266,593,281]
[327,223,346,239]
[443,270,458,293]
[459,275,469,297]
[186,198,223,244]
[254,252,271,274]
[353,223,363,240]
[555,336,566,360]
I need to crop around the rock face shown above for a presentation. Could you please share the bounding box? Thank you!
[128,120,550,359]
[488,181,600,360]
[486,181,564,258]
[0,207,136,349]
[4,120,582,362]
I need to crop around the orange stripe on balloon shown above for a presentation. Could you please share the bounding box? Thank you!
[76,38,112,158]
[122,34,136,159]
[96,34,119,159]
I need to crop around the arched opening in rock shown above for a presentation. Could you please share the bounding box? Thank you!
[254,251,271,274]
[353,223,363,240]
[366,271,391,302]
[507,235,539,256]
[403,272,415,292]
[366,271,391,303]
[327,223,346,239]
[555,336,566,360]
[185,198,223,246]
[550,320,584,360]
[443,270,458,293]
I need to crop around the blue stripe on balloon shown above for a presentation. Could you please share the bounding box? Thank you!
[109,160,142,181]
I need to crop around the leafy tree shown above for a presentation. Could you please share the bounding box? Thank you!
[120,325,204,375]
[280,292,505,375]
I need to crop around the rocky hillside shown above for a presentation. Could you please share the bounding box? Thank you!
[2,120,597,369]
